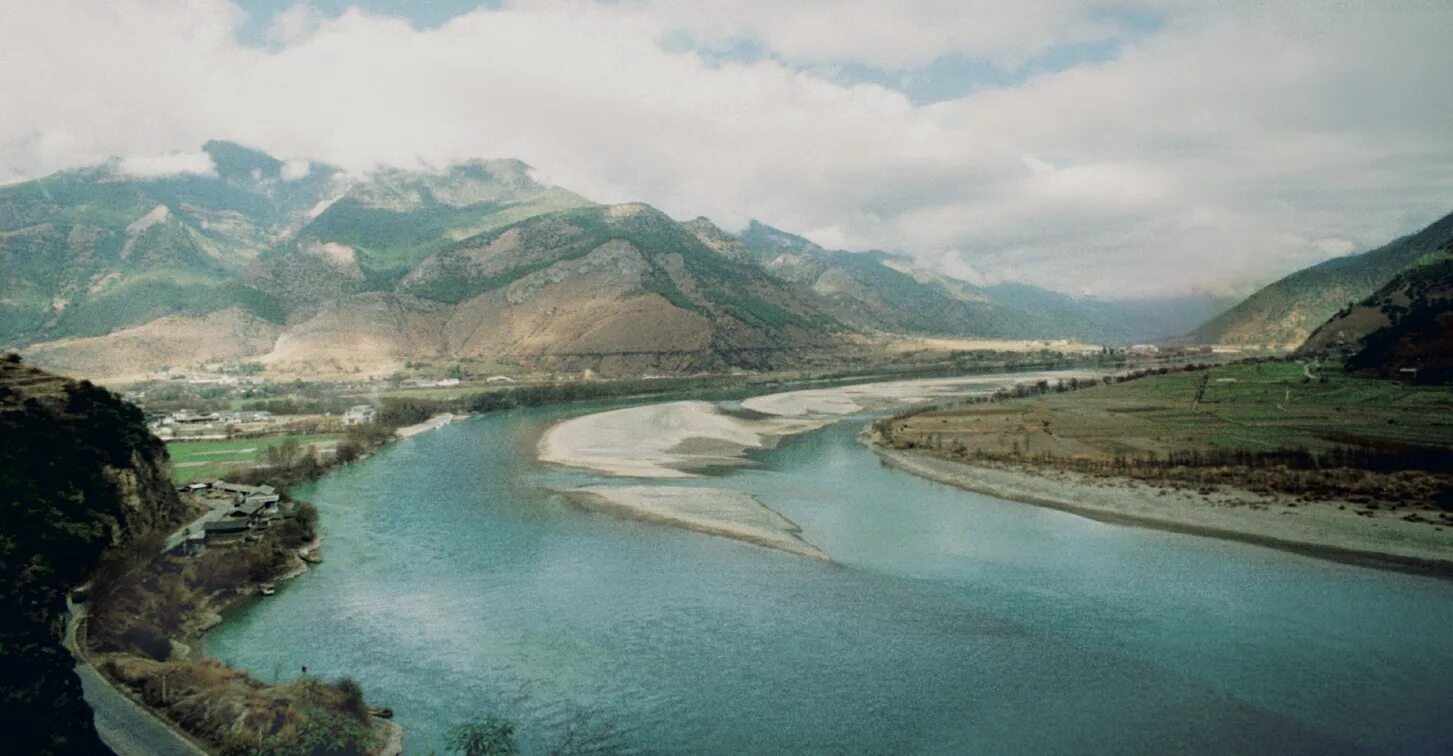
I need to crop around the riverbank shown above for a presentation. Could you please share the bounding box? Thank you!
[99,408,469,752]
[82,491,403,754]
[863,430,1453,576]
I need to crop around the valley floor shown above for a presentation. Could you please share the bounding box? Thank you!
[871,362,1453,574]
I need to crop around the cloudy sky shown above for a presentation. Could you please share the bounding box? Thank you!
[3,0,1451,297]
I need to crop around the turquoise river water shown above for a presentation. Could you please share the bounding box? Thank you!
[207,388,1453,754]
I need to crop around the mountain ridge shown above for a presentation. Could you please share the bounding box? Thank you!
[1187,209,1453,347]
[7,141,1229,381]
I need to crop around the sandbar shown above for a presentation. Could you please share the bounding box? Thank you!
[566,485,829,560]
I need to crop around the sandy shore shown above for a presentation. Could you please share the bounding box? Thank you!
[863,431,1453,576]
[395,412,462,439]
[566,485,829,560]
[539,401,828,478]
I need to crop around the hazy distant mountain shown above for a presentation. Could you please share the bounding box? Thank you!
[1300,243,1453,381]
[1188,210,1453,348]
[737,221,1231,344]
[982,283,1237,345]
[738,220,1029,338]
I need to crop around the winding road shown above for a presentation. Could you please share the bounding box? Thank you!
[65,504,224,755]
[75,656,208,756]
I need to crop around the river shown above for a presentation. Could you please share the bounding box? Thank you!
[207,380,1453,754]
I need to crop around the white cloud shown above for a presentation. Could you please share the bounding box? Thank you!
[0,0,1451,297]
[116,151,218,178]
[279,158,312,180]
[267,2,325,47]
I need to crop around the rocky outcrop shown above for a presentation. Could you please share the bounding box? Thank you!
[0,355,187,754]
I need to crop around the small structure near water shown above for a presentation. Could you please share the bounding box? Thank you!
[343,405,377,426]
[189,479,294,545]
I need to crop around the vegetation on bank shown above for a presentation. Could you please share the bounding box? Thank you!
[878,360,1453,517]
[102,657,380,756]
[88,503,319,653]
[82,481,389,754]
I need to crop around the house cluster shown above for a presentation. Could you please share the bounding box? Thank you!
[149,410,275,440]
[177,479,292,547]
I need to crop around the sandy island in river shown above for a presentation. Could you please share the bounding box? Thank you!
[538,400,828,478]
[537,372,1087,557]
[566,486,829,560]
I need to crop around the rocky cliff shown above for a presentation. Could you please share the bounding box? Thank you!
[0,354,187,754]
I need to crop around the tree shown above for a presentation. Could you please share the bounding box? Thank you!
[446,716,519,756]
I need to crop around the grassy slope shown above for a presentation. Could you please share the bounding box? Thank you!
[0,157,308,345]
[297,173,591,286]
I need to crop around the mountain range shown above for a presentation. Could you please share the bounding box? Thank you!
[1188,209,1453,348]
[2,141,1228,381]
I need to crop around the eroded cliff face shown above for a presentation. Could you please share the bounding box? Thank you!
[0,355,186,754]
[104,448,187,541]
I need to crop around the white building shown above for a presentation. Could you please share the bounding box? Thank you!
[343,404,377,426]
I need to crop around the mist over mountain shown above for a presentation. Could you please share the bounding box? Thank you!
[738,221,1234,345]
[1188,210,1453,348]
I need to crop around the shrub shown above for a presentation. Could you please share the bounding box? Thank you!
[446,715,519,756]
[334,678,369,722]
[119,623,171,661]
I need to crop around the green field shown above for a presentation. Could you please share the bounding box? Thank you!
[166,433,343,484]
[1086,361,1453,452]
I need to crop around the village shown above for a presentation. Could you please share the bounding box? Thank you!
[172,479,320,592]
[148,404,377,441]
